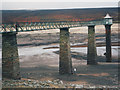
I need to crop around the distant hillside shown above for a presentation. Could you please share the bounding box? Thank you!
[2,7,118,23]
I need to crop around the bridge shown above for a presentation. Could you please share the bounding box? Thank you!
[1,14,113,79]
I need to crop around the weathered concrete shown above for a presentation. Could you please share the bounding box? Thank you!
[87,25,97,65]
[59,28,73,74]
[105,25,112,62]
[2,32,20,79]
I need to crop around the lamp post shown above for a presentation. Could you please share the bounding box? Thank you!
[104,14,113,62]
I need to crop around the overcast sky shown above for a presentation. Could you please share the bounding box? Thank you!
[1,0,119,10]
[2,0,120,2]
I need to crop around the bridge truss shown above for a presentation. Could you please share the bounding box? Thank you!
[1,20,107,33]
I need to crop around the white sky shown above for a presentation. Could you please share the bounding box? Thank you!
[1,0,119,10]
[2,0,120,2]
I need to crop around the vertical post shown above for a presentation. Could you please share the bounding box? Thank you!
[104,14,113,62]
[87,25,97,65]
[2,32,20,79]
[59,27,73,74]
[105,25,112,62]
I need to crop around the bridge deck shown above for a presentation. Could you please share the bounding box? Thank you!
[1,20,107,33]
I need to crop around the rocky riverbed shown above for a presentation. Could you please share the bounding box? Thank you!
[2,78,119,89]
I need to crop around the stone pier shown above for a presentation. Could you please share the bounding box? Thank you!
[59,28,73,74]
[87,25,97,65]
[2,32,20,79]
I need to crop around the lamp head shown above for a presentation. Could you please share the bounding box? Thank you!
[104,14,113,25]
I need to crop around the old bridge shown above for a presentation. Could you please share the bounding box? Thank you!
[1,14,113,79]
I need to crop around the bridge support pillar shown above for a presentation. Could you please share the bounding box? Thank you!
[87,25,97,65]
[2,32,20,80]
[59,28,73,74]
[105,25,112,62]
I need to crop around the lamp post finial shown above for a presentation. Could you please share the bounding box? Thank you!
[104,13,112,19]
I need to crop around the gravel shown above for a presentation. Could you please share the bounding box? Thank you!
[2,79,119,89]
